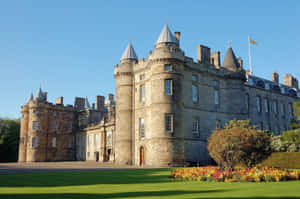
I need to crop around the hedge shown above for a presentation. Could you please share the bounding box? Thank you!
[260,152,300,169]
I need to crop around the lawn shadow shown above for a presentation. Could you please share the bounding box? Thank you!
[0,168,173,187]
[0,190,228,199]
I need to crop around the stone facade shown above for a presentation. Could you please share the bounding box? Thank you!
[19,23,300,166]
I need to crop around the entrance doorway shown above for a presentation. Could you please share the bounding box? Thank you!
[140,146,145,166]
[95,151,99,162]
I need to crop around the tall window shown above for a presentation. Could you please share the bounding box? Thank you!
[264,98,269,113]
[289,103,293,116]
[256,96,261,112]
[192,117,200,135]
[192,85,198,103]
[273,101,277,114]
[214,90,219,105]
[88,135,92,145]
[165,113,173,132]
[32,137,37,148]
[280,103,285,116]
[245,94,249,111]
[192,74,198,82]
[33,121,39,130]
[139,118,145,139]
[140,84,145,102]
[165,79,173,96]
[68,122,72,132]
[52,137,56,148]
[164,65,171,71]
[94,134,99,147]
[51,121,57,132]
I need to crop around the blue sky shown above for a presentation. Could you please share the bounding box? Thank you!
[0,0,299,118]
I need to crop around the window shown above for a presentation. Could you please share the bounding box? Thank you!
[68,122,72,132]
[106,132,112,146]
[289,103,293,116]
[140,84,145,102]
[192,74,198,82]
[192,85,198,103]
[53,112,57,117]
[140,74,145,81]
[88,135,92,145]
[164,79,173,96]
[32,137,37,148]
[212,80,218,87]
[165,113,173,132]
[94,134,98,146]
[256,97,261,112]
[52,137,56,148]
[87,152,90,158]
[22,114,26,118]
[245,94,249,111]
[264,98,269,113]
[192,117,200,135]
[280,103,285,116]
[214,90,219,105]
[33,110,39,114]
[273,101,277,114]
[33,121,39,130]
[51,121,56,132]
[139,118,145,139]
[164,65,171,71]
[216,120,221,129]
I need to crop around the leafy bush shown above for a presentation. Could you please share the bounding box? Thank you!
[282,129,300,149]
[0,118,20,162]
[260,152,300,169]
[207,120,272,169]
[271,135,300,152]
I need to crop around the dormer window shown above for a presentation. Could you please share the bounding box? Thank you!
[164,65,171,71]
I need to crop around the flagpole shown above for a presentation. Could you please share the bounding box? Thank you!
[248,36,252,75]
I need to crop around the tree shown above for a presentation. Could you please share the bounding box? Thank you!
[0,118,20,162]
[207,119,272,169]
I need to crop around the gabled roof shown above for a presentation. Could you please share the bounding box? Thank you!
[34,87,45,101]
[156,24,177,45]
[222,47,240,69]
[84,97,91,110]
[120,41,138,61]
[26,92,33,104]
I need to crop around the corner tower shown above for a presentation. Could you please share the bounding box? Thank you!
[114,41,137,164]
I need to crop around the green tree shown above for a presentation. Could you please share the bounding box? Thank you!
[0,118,20,162]
[207,119,272,169]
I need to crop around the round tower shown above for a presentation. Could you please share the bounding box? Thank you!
[114,41,137,164]
[18,94,32,162]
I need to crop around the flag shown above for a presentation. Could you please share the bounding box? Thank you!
[249,39,257,45]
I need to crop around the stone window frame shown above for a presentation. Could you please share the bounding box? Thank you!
[165,113,173,133]
[192,74,198,82]
[164,64,172,72]
[245,93,249,112]
[280,102,285,118]
[139,117,145,139]
[214,90,219,105]
[88,135,92,146]
[32,137,37,148]
[192,84,199,103]
[256,96,261,113]
[52,137,56,148]
[192,116,200,136]
[164,79,173,96]
[264,98,269,113]
[140,84,146,102]
[140,74,145,81]
[273,100,278,115]
[32,121,39,130]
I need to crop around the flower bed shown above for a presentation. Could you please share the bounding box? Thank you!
[170,166,300,182]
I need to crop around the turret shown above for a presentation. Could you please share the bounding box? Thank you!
[114,40,137,164]
[222,44,241,72]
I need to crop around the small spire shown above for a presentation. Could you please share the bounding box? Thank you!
[26,92,33,104]
[120,40,138,61]
[34,86,45,101]
[165,17,167,24]
[155,23,177,45]
[228,40,231,48]
[84,96,91,110]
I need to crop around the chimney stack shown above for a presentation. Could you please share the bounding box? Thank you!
[56,96,64,105]
[174,32,180,41]
[96,95,105,110]
[272,72,279,83]
[197,45,211,64]
[284,74,299,89]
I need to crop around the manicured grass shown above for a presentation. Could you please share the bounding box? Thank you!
[0,168,300,199]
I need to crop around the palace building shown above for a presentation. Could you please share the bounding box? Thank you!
[19,23,300,166]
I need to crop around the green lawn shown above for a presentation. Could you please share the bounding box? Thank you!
[0,168,300,199]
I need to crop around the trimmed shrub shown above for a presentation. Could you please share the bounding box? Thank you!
[260,152,300,169]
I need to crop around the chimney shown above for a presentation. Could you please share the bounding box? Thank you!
[43,92,48,101]
[96,95,105,110]
[74,97,85,110]
[284,74,299,89]
[272,72,279,83]
[56,96,64,105]
[197,45,211,64]
[174,31,180,42]
[237,57,243,68]
[210,51,220,68]
[92,103,95,110]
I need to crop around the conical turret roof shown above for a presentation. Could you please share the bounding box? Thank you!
[156,24,177,45]
[222,47,240,70]
[34,87,45,101]
[120,41,138,61]
[84,96,91,110]
[26,92,33,104]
